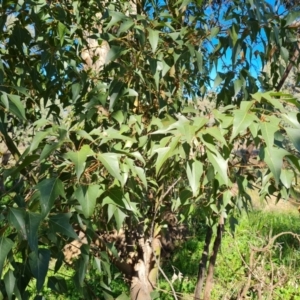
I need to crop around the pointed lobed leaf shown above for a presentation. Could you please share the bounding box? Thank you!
[153,136,180,175]
[285,127,300,152]
[260,118,279,149]
[48,213,78,239]
[29,130,50,153]
[282,112,300,129]
[74,185,102,218]
[134,166,147,189]
[40,142,60,161]
[280,169,294,189]
[207,149,230,186]
[8,208,27,239]
[186,160,203,197]
[7,94,26,121]
[102,187,125,208]
[36,178,65,216]
[74,244,89,287]
[29,249,50,292]
[64,145,94,180]
[114,208,127,231]
[4,269,16,300]
[204,127,228,146]
[105,45,127,65]
[230,100,256,142]
[98,153,123,185]
[0,237,14,277]
[147,28,159,53]
[26,212,43,253]
[263,147,289,186]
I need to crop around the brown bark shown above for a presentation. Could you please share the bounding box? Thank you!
[194,226,213,300]
[275,41,300,92]
[130,237,161,300]
[130,260,154,300]
[275,21,300,92]
[203,217,224,300]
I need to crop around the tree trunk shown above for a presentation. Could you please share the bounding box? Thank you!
[130,265,154,300]
[194,226,213,300]
[275,41,300,91]
[130,237,160,300]
[203,217,224,300]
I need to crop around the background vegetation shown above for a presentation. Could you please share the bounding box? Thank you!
[1,0,300,299]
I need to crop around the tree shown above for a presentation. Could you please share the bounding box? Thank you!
[1,0,300,299]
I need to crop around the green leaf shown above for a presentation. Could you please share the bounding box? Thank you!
[8,208,27,239]
[252,92,263,102]
[111,110,125,125]
[26,212,42,253]
[57,22,67,45]
[207,149,230,186]
[97,153,123,185]
[213,72,223,89]
[105,46,127,64]
[280,169,294,189]
[6,94,26,121]
[186,160,203,197]
[210,26,219,38]
[0,237,14,277]
[103,187,125,208]
[72,83,81,102]
[231,101,255,141]
[195,51,203,72]
[204,127,227,146]
[229,24,238,46]
[76,129,94,142]
[282,112,300,129]
[36,178,65,216]
[153,136,180,175]
[4,270,16,300]
[233,79,243,97]
[280,46,289,63]
[74,245,89,287]
[210,204,219,214]
[48,213,78,239]
[29,130,50,152]
[148,28,159,53]
[114,208,127,231]
[285,127,300,152]
[135,166,147,189]
[105,10,126,30]
[109,80,124,110]
[260,120,279,149]
[285,11,300,27]
[29,249,50,292]
[118,19,134,34]
[74,185,102,218]
[47,276,68,294]
[64,145,94,180]
[262,92,285,111]
[0,92,8,108]
[263,147,288,186]
[40,142,60,161]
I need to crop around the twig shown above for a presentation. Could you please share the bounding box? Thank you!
[149,177,181,300]
[150,177,181,238]
[152,247,179,300]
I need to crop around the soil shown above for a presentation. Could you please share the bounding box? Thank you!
[248,188,300,214]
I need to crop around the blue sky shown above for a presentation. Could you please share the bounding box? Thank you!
[209,0,289,89]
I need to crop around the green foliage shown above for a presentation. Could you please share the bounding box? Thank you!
[158,211,300,299]
[1,0,300,298]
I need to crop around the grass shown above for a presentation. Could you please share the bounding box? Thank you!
[18,210,300,299]
[158,210,300,300]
